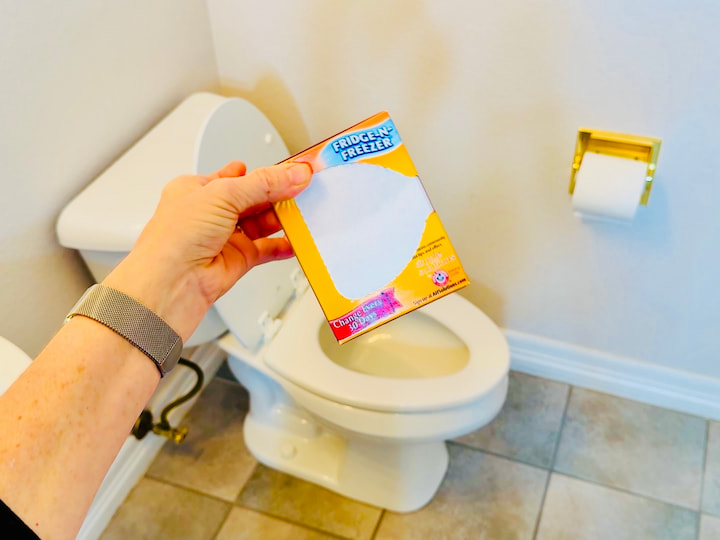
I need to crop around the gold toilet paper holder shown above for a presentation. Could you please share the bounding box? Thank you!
[569,128,662,205]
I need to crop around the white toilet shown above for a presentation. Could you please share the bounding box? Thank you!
[56,92,510,512]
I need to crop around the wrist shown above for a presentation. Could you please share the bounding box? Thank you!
[65,286,182,377]
[102,250,209,343]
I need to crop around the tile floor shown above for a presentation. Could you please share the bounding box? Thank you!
[101,367,720,540]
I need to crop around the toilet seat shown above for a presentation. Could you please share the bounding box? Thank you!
[263,291,509,413]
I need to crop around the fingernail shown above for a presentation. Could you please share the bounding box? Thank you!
[285,162,313,185]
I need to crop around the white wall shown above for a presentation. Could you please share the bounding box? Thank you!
[206,0,720,378]
[2,0,716,383]
[0,0,218,356]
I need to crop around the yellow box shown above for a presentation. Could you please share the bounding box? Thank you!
[274,112,469,343]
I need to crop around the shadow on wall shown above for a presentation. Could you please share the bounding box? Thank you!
[221,73,312,156]
[221,3,513,319]
[221,0,454,150]
[299,0,453,137]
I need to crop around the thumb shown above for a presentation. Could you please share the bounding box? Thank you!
[215,162,312,213]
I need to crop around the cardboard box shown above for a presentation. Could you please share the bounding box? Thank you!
[273,112,468,343]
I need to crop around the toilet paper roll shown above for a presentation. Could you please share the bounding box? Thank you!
[572,152,650,222]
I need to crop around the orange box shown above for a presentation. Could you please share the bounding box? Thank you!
[273,112,468,343]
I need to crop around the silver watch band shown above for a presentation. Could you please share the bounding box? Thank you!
[65,284,183,377]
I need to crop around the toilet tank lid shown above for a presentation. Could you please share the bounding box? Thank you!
[56,92,231,252]
[56,92,289,252]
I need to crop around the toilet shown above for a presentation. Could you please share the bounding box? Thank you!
[0,336,32,396]
[56,92,510,512]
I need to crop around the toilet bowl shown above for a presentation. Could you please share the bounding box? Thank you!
[218,285,508,511]
[56,92,510,511]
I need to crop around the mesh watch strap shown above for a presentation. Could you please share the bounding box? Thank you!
[65,284,182,377]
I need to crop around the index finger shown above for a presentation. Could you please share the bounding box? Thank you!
[208,160,247,180]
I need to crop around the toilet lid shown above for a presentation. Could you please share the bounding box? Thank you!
[199,95,297,351]
[264,291,509,413]
[215,257,301,351]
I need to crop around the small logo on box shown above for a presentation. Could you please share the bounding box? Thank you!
[432,270,449,287]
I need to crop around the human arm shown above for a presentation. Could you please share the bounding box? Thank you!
[0,161,311,539]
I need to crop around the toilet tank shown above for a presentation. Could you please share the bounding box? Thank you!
[57,92,296,348]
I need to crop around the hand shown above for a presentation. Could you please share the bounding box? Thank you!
[103,160,312,341]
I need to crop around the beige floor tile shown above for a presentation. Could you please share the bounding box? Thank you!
[554,388,706,509]
[455,371,569,468]
[237,465,382,540]
[375,444,547,540]
[537,474,697,540]
[215,507,338,539]
[700,514,720,540]
[100,477,230,540]
[702,421,720,516]
[147,378,257,502]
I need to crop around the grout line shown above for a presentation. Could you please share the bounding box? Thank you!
[699,420,711,511]
[447,440,552,472]
[695,420,710,540]
[235,461,259,499]
[147,465,374,539]
[123,476,238,539]
[229,505,348,539]
[143,474,241,507]
[539,387,709,516]
[531,384,573,539]
[450,390,704,530]
[210,504,235,540]
[552,469,702,512]
[369,509,386,540]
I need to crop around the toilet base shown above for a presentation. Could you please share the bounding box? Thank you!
[243,412,449,513]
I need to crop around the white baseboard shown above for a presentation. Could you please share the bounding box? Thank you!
[77,343,227,540]
[506,329,720,421]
